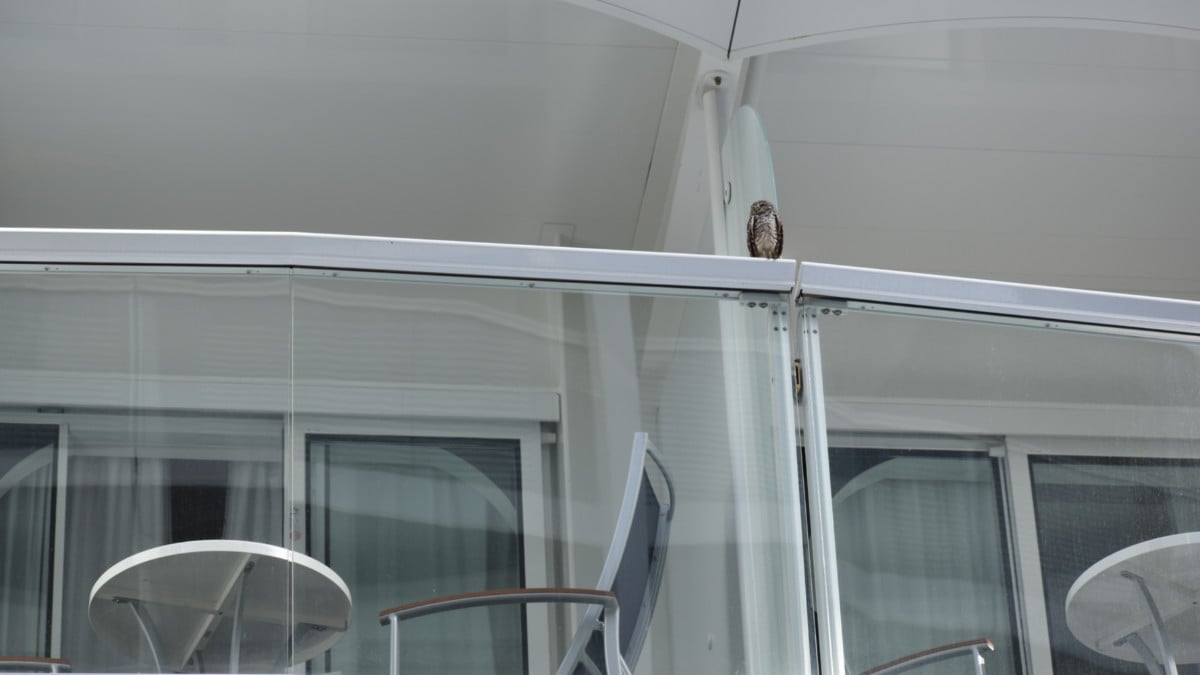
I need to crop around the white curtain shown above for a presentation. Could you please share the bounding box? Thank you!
[316,441,522,675]
[0,451,54,656]
[62,456,170,672]
[833,455,1014,675]
[224,461,283,545]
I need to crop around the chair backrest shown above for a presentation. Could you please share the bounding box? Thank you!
[559,432,675,675]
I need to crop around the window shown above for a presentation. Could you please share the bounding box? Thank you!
[1018,448,1200,675]
[828,439,1021,675]
[303,430,543,675]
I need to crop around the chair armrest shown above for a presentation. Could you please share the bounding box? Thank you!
[379,587,617,624]
[860,638,995,675]
[0,657,72,672]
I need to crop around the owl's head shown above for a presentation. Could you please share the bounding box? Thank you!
[750,200,776,216]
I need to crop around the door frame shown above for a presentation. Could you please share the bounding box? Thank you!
[0,417,68,658]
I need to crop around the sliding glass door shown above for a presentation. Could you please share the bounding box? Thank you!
[1015,447,1200,675]
[305,434,529,675]
[828,438,1019,675]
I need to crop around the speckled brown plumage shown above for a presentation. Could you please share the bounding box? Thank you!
[746,199,783,259]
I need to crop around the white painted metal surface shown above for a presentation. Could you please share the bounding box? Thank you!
[799,262,1200,335]
[0,229,797,292]
[89,540,351,673]
[798,308,848,675]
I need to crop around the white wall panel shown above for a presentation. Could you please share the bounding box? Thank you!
[0,0,672,46]
[772,142,1200,296]
[0,1,676,249]
[308,0,672,47]
[0,0,77,24]
[796,28,1200,70]
[562,0,735,53]
[763,48,1200,158]
[762,28,1200,299]
[76,0,309,34]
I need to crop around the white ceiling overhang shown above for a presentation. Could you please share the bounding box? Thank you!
[565,0,1200,57]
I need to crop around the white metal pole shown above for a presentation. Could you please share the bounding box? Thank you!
[772,303,813,674]
[700,71,730,254]
[799,308,847,675]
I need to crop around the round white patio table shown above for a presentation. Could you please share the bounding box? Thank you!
[89,540,351,673]
[1066,532,1200,675]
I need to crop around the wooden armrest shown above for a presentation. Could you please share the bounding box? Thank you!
[0,657,72,672]
[379,587,617,624]
[860,638,994,675]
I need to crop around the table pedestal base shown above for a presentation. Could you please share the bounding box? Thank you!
[1117,571,1179,675]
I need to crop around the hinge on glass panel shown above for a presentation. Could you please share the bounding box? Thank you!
[739,291,781,309]
[793,359,803,401]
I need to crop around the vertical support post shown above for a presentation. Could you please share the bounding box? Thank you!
[1122,571,1179,675]
[51,425,68,658]
[389,615,399,675]
[229,561,255,674]
[973,645,987,675]
[1116,633,1164,675]
[799,307,847,675]
[770,302,812,674]
[122,599,166,674]
[700,71,730,255]
[602,602,622,675]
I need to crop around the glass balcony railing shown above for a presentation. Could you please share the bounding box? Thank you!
[798,263,1200,675]
[0,230,804,675]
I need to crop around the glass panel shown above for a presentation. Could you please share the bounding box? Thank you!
[0,261,805,675]
[1031,457,1200,675]
[306,436,524,675]
[829,445,1015,675]
[805,300,1200,675]
[293,273,805,675]
[722,104,779,258]
[0,270,290,672]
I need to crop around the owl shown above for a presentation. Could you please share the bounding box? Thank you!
[746,199,783,259]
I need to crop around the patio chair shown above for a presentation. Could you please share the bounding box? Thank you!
[860,638,994,675]
[378,432,674,675]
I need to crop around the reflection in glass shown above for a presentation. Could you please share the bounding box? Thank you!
[0,271,290,672]
[806,298,1200,675]
[306,436,524,675]
[1032,457,1200,675]
[830,446,1017,675]
[0,265,802,675]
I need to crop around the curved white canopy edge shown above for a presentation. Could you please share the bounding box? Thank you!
[563,0,1200,57]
